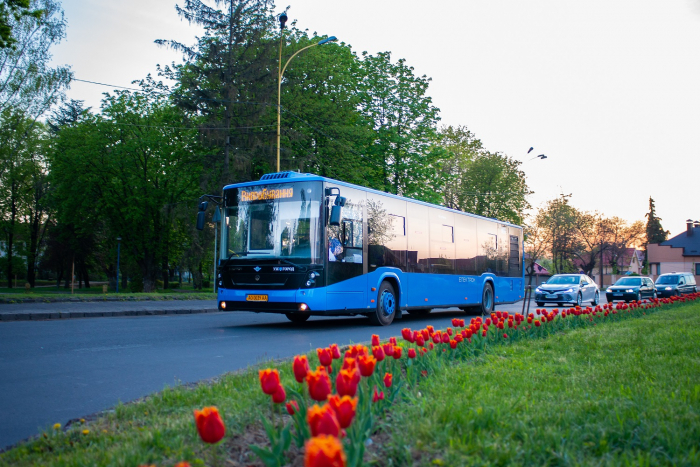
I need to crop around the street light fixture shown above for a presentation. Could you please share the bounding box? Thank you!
[276,15,337,172]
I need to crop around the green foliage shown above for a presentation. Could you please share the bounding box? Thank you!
[49,79,203,292]
[0,0,43,49]
[645,196,669,244]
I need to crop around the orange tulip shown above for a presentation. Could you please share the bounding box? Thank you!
[328,395,358,428]
[307,404,341,437]
[259,369,281,395]
[342,357,357,371]
[357,354,377,377]
[307,367,332,402]
[193,406,225,444]
[317,347,333,367]
[304,434,347,467]
[293,355,310,383]
[335,368,360,397]
[174,463,191,467]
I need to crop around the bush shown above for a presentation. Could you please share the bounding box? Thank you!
[128,273,144,293]
[169,282,180,289]
[202,280,210,289]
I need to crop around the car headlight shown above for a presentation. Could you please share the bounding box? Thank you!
[665,286,672,290]
[535,288,542,293]
[625,289,634,293]
[606,288,613,292]
[564,288,574,293]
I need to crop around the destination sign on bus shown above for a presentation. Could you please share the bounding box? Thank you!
[240,187,293,202]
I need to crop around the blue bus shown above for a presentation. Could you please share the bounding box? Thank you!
[205,172,524,326]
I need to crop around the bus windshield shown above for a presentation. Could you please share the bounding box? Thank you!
[223,182,323,264]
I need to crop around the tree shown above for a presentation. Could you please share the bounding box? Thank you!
[50,80,203,292]
[439,125,484,209]
[524,210,552,285]
[156,0,278,188]
[0,0,43,49]
[645,197,668,245]
[358,51,444,203]
[538,196,581,274]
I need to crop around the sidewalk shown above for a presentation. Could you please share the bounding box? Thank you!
[0,299,218,321]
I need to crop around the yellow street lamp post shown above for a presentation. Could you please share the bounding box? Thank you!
[276,12,336,172]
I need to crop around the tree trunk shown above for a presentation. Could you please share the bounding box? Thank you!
[80,259,90,288]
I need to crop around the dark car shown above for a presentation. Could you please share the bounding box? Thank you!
[655,272,698,298]
[606,276,656,303]
[535,274,600,307]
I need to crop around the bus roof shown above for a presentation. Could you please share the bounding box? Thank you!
[223,171,523,230]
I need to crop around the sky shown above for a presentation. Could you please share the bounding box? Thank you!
[49,0,700,237]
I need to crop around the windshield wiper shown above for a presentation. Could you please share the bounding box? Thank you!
[277,259,307,271]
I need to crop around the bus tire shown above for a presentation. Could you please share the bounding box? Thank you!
[368,281,396,326]
[285,313,310,323]
[477,282,494,315]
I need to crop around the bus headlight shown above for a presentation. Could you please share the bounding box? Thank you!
[299,303,308,311]
[304,271,320,288]
[220,301,226,309]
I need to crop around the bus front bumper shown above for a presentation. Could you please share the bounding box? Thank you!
[217,288,325,314]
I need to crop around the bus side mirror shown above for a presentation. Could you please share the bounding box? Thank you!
[196,211,206,231]
[330,205,342,226]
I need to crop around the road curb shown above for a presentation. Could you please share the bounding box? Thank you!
[0,308,219,322]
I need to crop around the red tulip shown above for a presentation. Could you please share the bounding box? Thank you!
[382,343,394,356]
[449,339,457,349]
[193,406,225,444]
[401,328,413,342]
[330,344,341,360]
[304,434,347,467]
[342,357,357,371]
[415,334,425,346]
[307,404,340,437]
[408,348,416,359]
[371,334,380,346]
[307,367,332,401]
[259,369,280,395]
[372,345,385,361]
[441,333,450,344]
[383,372,393,388]
[392,346,403,359]
[336,368,360,397]
[317,347,333,367]
[446,327,453,336]
[272,384,286,404]
[358,354,377,377]
[293,355,310,383]
[328,395,358,428]
[372,387,384,402]
[286,400,299,415]
[389,337,397,345]
[535,320,541,327]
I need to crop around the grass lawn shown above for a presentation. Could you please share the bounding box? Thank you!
[1,302,698,466]
[379,303,700,466]
[0,287,216,301]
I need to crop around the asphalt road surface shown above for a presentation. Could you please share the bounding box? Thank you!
[0,299,588,450]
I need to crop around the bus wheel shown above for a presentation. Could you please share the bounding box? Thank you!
[285,313,310,323]
[369,282,396,326]
[477,283,494,315]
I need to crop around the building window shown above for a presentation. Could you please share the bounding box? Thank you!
[695,263,700,275]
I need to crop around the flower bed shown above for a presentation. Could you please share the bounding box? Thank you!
[193,293,700,467]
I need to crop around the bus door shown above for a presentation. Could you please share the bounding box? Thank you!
[326,186,367,311]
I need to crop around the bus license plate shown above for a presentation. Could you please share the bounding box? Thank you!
[546,294,557,299]
[246,294,268,302]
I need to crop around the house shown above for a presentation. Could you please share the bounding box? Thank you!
[575,248,644,278]
[647,219,700,279]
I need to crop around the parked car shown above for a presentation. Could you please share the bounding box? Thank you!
[655,272,698,298]
[606,276,656,303]
[535,274,600,307]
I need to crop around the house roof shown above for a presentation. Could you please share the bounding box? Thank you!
[659,225,700,256]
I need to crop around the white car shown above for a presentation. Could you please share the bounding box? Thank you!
[535,274,600,307]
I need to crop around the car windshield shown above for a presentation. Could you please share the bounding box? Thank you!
[656,275,679,284]
[615,278,642,286]
[546,276,579,285]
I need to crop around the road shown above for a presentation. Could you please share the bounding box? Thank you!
[0,299,578,450]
